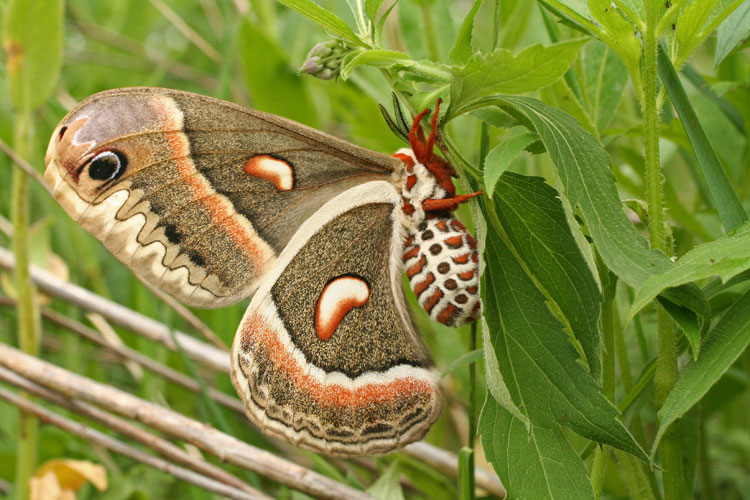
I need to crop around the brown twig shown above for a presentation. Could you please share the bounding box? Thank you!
[71,21,219,89]
[0,247,228,372]
[0,214,13,237]
[405,442,505,497]
[66,51,218,90]
[4,298,245,414]
[0,477,10,495]
[0,342,374,500]
[0,246,505,495]
[148,0,221,62]
[2,296,470,497]
[0,379,270,500]
[135,274,228,351]
[0,367,265,498]
[69,19,248,105]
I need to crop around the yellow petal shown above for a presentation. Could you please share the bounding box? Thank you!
[34,459,108,492]
[30,470,63,500]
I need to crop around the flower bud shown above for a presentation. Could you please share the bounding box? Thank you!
[300,40,348,80]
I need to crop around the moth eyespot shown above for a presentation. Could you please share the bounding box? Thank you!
[88,151,127,182]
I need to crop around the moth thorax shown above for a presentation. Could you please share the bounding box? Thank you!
[403,216,481,327]
[393,148,447,230]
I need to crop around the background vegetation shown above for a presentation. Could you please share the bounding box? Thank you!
[0,0,749,498]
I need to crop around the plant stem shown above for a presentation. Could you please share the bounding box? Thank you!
[698,404,717,500]
[592,273,616,498]
[643,24,665,253]
[12,108,40,500]
[460,322,477,500]
[615,450,659,500]
[419,0,440,61]
[654,307,684,500]
[614,289,661,496]
[643,3,684,498]
[468,322,477,444]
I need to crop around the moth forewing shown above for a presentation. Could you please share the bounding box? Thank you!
[44,87,398,309]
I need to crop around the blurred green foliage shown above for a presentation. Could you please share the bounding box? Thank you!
[0,0,749,499]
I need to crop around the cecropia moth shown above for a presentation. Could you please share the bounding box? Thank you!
[45,87,481,456]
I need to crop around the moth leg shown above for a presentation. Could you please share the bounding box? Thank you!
[421,190,483,212]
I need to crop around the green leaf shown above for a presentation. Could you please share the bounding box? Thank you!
[676,0,722,59]
[2,0,63,110]
[482,319,529,428]
[539,78,596,135]
[658,298,702,359]
[702,367,750,418]
[470,107,522,129]
[587,0,642,92]
[462,98,676,282]
[538,0,595,34]
[449,39,589,114]
[365,0,385,24]
[580,40,628,133]
[483,133,538,197]
[374,0,399,42]
[691,94,747,192]
[657,41,748,231]
[367,461,405,500]
[652,288,750,458]
[492,172,603,378]
[715,1,750,66]
[628,221,750,324]
[541,0,593,23]
[340,49,411,79]
[277,0,365,46]
[482,209,645,459]
[238,20,318,126]
[398,456,456,500]
[681,65,746,135]
[441,348,483,378]
[454,94,711,343]
[480,394,596,500]
[448,0,482,64]
[675,0,745,65]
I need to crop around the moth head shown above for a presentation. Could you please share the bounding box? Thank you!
[45,89,182,205]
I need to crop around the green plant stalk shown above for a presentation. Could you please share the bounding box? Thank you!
[614,450,659,500]
[614,290,660,495]
[614,304,652,447]
[458,447,475,500]
[11,109,40,500]
[419,0,440,62]
[698,404,717,500]
[643,4,684,498]
[654,308,685,499]
[643,23,665,254]
[627,287,649,363]
[468,322,477,444]
[591,276,616,498]
[590,446,607,500]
